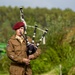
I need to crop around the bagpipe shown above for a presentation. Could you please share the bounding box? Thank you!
[20,7,48,55]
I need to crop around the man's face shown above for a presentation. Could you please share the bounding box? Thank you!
[16,27,24,36]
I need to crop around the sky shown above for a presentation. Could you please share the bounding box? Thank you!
[0,0,75,11]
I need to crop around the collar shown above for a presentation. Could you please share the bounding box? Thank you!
[15,35,24,43]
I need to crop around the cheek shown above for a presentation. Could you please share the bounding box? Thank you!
[17,30,20,33]
[21,29,24,33]
[16,30,20,34]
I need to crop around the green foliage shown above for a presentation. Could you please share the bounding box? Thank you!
[0,54,10,73]
[61,44,75,75]
[0,6,75,75]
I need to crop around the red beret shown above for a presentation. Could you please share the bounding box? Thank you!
[13,22,24,30]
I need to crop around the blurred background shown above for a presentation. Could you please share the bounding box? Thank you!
[0,0,75,75]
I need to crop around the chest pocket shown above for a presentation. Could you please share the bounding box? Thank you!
[14,44,21,50]
[12,41,27,56]
[12,42,21,52]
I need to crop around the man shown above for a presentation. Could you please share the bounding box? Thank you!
[6,22,41,75]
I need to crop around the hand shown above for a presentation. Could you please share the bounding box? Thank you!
[22,58,30,65]
[28,55,35,60]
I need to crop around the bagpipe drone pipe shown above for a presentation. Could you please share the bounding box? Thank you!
[20,7,48,55]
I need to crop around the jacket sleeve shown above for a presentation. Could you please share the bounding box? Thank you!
[6,40,23,63]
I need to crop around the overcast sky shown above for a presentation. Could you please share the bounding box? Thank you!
[0,0,75,11]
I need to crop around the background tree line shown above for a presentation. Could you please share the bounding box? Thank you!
[0,6,75,75]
